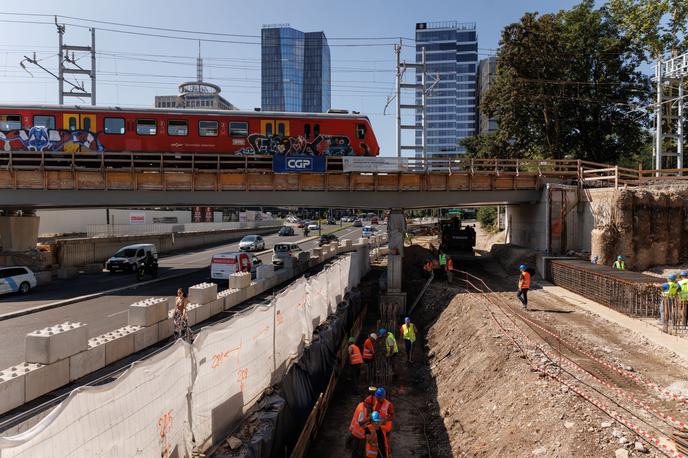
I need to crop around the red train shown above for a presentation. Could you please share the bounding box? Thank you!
[0,105,380,156]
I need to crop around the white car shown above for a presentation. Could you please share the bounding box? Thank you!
[239,235,266,251]
[0,266,37,295]
[308,223,320,231]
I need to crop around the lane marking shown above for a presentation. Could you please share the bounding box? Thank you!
[107,310,128,318]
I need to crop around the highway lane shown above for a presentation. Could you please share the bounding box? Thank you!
[0,225,375,369]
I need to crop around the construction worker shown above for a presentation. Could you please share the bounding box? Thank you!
[348,337,364,394]
[679,272,688,327]
[373,387,395,436]
[400,316,417,363]
[364,386,378,406]
[438,251,447,279]
[446,256,454,283]
[363,333,377,382]
[612,255,626,270]
[365,411,389,458]
[517,264,531,310]
[656,273,681,329]
[378,328,399,376]
[422,258,433,278]
[349,396,374,458]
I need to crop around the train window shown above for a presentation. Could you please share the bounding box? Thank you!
[67,116,78,131]
[104,117,125,135]
[83,117,92,132]
[277,122,286,136]
[356,123,367,140]
[33,115,55,129]
[314,124,320,137]
[168,120,188,136]
[136,119,157,135]
[265,123,273,136]
[304,124,311,139]
[199,120,218,137]
[0,115,21,130]
[229,122,248,136]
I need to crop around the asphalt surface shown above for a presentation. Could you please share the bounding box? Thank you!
[0,224,377,369]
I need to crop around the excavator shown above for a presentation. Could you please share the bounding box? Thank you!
[438,216,476,258]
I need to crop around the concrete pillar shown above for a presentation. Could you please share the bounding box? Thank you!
[0,215,39,252]
[387,209,405,256]
[381,209,407,315]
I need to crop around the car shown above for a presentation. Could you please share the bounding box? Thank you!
[319,233,339,246]
[0,266,37,295]
[353,219,363,227]
[272,242,303,265]
[239,235,266,251]
[211,251,261,280]
[297,221,306,228]
[106,243,157,273]
[362,226,377,238]
[308,223,320,231]
[278,226,295,236]
[371,217,379,225]
[326,218,336,225]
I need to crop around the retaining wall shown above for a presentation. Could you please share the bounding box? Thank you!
[55,226,281,268]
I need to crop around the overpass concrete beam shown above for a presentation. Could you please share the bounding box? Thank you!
[0,215,39,252]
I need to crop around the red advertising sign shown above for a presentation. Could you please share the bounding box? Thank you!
[203,207,214,222]
[192,207,202,223]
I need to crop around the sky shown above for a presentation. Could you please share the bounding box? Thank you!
[0,0,587,156]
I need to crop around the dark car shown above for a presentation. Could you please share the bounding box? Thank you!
[278,226,295,236]
[318,233,339,246]
[327,218,336,225]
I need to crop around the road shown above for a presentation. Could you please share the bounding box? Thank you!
[0,224,380,369]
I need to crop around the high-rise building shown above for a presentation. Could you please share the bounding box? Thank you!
[415,21,478,159]
[477,56,498,134]
[261,26,331,113]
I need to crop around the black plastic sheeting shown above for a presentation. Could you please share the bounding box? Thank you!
[224,289,363,458]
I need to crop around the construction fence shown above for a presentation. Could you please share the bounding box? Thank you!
[0,251,368,458]
[550,260,688,334]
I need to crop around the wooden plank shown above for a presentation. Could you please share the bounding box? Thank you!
[426,174,448,191]
[446,174,470,190]
[399,174,421,191]
[163,172,193,191]
[495,176,517,190]
[14,171,45,189]
[351,174,374,191]
[103,171,135,190]
[0,170,13,189]
[273,173,300,191]
[299,174,326,191]
[376,174,401,191]
[75,171,106,190]
[192,172,217,191]
[469,174,492,190]
[218,173,246,191]
[325,173,350,191]
[136,172,163,191]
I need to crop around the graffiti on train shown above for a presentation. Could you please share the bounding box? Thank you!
[0,126,104,152]
[239,134,370,156]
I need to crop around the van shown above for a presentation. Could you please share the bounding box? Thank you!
[211,251,260,280]
[272,242,302,265]
[105,243,157,273]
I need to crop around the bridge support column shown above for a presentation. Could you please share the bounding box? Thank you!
[0,213,39,252]
[381,209,406,318]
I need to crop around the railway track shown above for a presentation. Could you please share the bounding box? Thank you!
[455,268,688,457]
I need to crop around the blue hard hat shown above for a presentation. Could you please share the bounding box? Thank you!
[371,411,381,422]
[668,274,677,281]
[617,255,623,259]
[681,271,688,277]
[375,387,386,398]
[404,316,411,323]
[519,264,526,270]
[378,328,386,336]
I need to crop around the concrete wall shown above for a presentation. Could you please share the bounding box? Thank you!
[506,190,547,252]
[56,226,280,268]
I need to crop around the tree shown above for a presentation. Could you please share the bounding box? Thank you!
[607,0,687,61]
[474,1,651,164]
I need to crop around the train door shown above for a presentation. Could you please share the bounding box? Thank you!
[260,119,290,137]
[62,113,96,132]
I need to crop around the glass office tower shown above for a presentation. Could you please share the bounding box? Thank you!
[415,21,478,158]
[261,26,331,113]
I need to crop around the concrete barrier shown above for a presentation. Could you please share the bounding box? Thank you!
[84,263,102,275]
[229,272,251,289]
[256,264,274,280]
[69,342,105,382]
[57,266,78,280]
[25,359,70,402]
[188,283,218,305]
[0,366,25,413]
[56,226,281,268]
[128,298,168,327]
[92,328,136,366]
[25,322,88,365]
[35,271,52,285]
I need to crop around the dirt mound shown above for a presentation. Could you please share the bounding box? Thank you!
[421,285,654,457]
[489,244,537,274]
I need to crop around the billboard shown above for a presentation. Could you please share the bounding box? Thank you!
[272,155,326,173]
[342,157,409,173]
[129,212,145,225]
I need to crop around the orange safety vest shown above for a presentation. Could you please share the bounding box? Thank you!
[519,271,531,289]
[349,402,369,439]
[374,399,394,432]
[365,424,389,458]
[423,261,433,272]
[447,258,453,271]
[363,338,375,360]
[349,344,363,365]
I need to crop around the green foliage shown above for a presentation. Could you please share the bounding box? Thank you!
[479,0,652,164]
[477,207,497,230]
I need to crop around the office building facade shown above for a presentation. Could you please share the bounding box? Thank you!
[477,57,498,134]
[415,21,478,158]
[261,26,331,113]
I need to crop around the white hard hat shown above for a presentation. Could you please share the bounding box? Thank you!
[370,333,378,340]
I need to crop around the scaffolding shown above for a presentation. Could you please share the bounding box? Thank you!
[654,51,688,173]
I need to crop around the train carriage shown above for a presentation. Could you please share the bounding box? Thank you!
[0,105,380,157]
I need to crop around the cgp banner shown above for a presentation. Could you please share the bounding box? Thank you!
[272,155,326,173]
[342,157,409,173]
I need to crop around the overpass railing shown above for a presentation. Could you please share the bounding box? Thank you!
[0,150,682,190]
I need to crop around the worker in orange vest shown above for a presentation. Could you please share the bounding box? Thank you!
[349,396,374,458]
[348,337,364,394]
[446,256,454,283]
[422,259,433,278]
[517,264,531,310]
[372,387,395,436]
[365,412,390,458]
[363,333,377,383]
